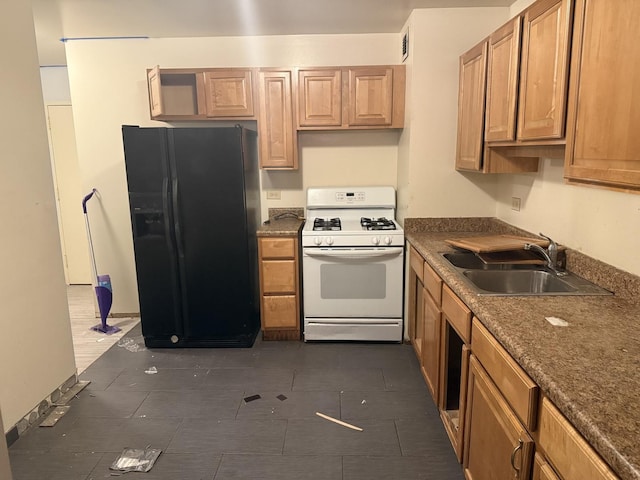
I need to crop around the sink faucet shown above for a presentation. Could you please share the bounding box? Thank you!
[524,233,566,276]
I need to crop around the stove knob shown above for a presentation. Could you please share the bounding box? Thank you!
[314,237,322,246]
[326,237,334,246]
[383,236,392,245]
[372,237,380,245]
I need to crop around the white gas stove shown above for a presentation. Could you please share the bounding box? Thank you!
[301,186,404,342]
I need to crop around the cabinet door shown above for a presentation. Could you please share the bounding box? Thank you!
[463,355,534,480]
[148,66,164,118]
[485,17,521,142]
[347,67,393,126]
[564,0,640,191]
[414,283,425,358]
[258,70,298,169]
[517,0,572,140]
[298,69,342,127]
[422,291,441,403]
[204,70,254,117]
[262,295,298,329]
[456,41,488,171]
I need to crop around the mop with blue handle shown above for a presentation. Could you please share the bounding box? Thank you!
[82,189,121,334]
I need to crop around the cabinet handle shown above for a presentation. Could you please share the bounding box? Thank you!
[510,439,524,478]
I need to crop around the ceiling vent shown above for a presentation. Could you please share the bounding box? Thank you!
[402,28,409,62]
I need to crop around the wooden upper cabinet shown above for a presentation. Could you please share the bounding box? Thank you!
[517,0,572,140]
[298,69,342,127]
[203,69,254,117]
[258,69,298,170]
[485,17,522,142]
[348,67,393,126]
[296,65,405,130]
[456,40,488,171]
[148,66,164,118]
[147,66,205,120]
[564,0,640,192]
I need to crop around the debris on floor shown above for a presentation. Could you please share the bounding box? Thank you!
[315,412,363,432]
[361,399,367,405]
[144,366,158,375]
[39,406,70,427]
[243,394,261,403]
[110,447,162,473]
[276,394,287,401]
[54,381,91,406]
[117,336,147,352]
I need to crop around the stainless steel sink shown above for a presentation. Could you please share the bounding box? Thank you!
[463,270,576,294]
[442,252,533,270]
[440,252,612,296]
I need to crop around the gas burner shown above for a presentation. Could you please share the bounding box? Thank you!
[360,217,396,231]
[313,217,342,231]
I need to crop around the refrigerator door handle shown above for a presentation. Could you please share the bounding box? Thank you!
[161,177,173,251]
[172,177,185,259]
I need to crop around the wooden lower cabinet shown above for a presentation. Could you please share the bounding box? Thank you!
[258,237,300,340]
[422,290,441,402]
[533,453,561,480]
[408,245,442,404]
[463,355,534,480]
[408,245,426,359]
[406,240,620,480]
[537,397,618,480]
[439,284,472,462]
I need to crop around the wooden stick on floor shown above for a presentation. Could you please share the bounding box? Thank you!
[315,412,363,432]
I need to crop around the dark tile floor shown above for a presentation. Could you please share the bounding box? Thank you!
[9,325,464,479]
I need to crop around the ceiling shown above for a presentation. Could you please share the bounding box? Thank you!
[32,0,515,66]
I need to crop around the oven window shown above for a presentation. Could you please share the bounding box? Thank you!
[320,264,386,299]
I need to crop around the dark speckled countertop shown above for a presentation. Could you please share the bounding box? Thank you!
[257,218,304,237]
[257,208,305,237]
[405,220,640,480]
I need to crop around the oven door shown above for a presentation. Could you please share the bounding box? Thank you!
[302,246,404,318]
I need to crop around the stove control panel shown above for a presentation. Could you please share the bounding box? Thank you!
[335,191,366,203]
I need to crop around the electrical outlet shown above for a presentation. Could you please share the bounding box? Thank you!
[511,197,521,211]
[266,190,281,200]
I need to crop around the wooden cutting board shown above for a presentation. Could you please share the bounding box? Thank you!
[445,234,549,253]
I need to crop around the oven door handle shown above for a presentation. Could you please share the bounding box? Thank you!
[303,247,404,259]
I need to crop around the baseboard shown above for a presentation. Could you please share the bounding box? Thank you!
[6,373,77,445]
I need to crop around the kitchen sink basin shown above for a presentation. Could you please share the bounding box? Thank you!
[442,252,533,270]
[463,270,575,294]
[440,252,612,296]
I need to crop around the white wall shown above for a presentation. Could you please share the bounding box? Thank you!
[396,8,509,224]
[65,34,402,314]
[0,0,76,432]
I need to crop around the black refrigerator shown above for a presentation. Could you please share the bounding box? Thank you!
[122,125,261,348]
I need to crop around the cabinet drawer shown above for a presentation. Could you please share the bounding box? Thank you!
[261,260,296,293]
[262,295,298,328]
[409,245,425,283]
[441,284,471,343]
[423,261,442,306]
[471,319,538,430]
[260,237,296,258]
[538,397,618,480]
